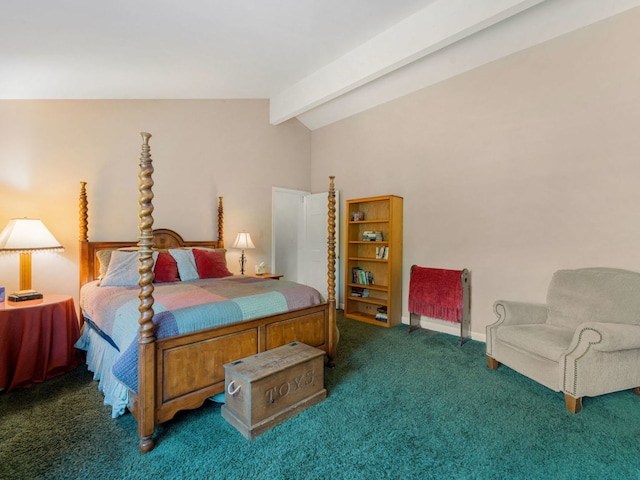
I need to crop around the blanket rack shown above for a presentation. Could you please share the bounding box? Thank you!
[408,265,471,346]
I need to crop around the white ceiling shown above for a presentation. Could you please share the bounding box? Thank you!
[2,0,639,129]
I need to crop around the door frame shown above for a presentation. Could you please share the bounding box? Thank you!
[271,187,340,302]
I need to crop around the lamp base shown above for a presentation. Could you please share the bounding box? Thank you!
[19,252,33,291]
[239,251,247,276]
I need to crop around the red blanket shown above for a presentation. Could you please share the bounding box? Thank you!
[408,266,462,323]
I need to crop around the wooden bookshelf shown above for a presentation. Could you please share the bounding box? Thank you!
[344,195,403,327]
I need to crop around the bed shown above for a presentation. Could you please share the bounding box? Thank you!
[77,132,337,453]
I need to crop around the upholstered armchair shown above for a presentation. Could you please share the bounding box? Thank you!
[486,267,640,413]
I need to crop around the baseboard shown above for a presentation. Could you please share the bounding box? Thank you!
[401,315,486,343]
[338,307,487,343]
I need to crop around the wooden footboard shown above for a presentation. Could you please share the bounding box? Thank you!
[79,133,337,453]
[129,304,330,425]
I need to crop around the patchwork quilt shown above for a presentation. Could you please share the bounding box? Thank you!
[80,276,324,392]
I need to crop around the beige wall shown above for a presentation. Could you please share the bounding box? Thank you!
[311,8,640,338]
[2,9,639,341]
[0,100,311,302]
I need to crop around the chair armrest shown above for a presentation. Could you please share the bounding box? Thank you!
[561,322,640,398]
[579,323,640,352]
[493,300,548,326]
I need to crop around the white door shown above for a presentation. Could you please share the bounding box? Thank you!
[272,188,340,302]
[272,188,308,281]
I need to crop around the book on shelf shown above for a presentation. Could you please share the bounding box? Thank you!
[350,287,370,298]
[362,231,383,242]
[352,267,374,285]
[375,246,388,259]
[375,306,388,322]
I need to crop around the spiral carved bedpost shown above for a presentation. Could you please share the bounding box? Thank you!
[217,196,224,247]
[136,132,156,453]
[327,176,338,366]
[79,182,88,242]
[78,182,89,295]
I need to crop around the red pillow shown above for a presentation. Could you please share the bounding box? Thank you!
[193,249,233,279]
[154,252,180,283]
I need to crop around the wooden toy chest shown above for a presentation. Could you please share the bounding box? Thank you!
[221,342,326,440]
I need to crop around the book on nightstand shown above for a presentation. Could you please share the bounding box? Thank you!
[8,290,43,302]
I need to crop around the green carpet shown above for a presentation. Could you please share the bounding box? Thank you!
[1,312,639,480]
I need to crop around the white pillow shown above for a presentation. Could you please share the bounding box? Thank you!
[100,251,140,287]
[100,250,158,287]
[169,249,199,281]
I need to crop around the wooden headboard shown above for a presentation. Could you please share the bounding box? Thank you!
[78,182,224,287]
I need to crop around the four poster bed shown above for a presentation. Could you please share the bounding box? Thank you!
[77,132,337,453]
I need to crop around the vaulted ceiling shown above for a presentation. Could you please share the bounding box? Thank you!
[2,0,638,129]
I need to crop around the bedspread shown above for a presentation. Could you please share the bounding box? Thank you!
[80,276,324,392]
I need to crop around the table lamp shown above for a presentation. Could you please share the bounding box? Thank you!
[231,231,255,275]
[0,218,64,293]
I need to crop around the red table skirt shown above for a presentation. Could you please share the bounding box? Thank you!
[0,295,82,392]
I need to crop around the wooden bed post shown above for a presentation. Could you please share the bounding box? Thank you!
[217,196,224,247]
[78,181,89,319]
[78,182,89,289]
[327,176,338,366]
[136,132,157,453]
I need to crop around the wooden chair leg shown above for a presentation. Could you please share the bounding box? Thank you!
[486,355,500,370]
[634,387,640,396]
[564,394,582,414]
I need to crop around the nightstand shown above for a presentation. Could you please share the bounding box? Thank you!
[248,273,284,280]
[0,294,82,392]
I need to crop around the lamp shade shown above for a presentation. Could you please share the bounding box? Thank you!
[231,232,255,250]
[0,218,64,253]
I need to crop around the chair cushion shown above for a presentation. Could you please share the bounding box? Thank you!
[546,268,640,330]
[497,324,575,362]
